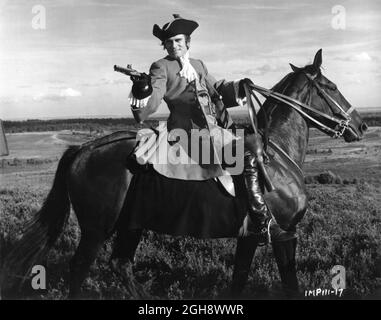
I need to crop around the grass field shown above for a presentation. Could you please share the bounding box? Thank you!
[1,126,380,300]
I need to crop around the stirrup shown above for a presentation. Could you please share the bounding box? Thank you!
[245,217,272,246]
[256,218,272,246]
[238,216,272,246]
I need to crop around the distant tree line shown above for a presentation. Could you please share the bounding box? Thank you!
[2,112,380,133]
[361,113,381,127]
[3,118,165,133]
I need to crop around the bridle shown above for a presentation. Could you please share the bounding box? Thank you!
[304,72,355,136]
[244,71,354,139]
[242,71,356,177]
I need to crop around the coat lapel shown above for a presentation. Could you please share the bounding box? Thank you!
[189,58,203,78]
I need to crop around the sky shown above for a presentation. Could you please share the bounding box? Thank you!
[0,0,380,120]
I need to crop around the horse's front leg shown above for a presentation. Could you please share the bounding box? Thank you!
[272,238,299,295]
[111,228,143,264]
[231,236,260,296]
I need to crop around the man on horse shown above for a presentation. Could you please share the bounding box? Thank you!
[127,14,270,244]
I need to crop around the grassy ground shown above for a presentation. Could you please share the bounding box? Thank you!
[1,182,380,300]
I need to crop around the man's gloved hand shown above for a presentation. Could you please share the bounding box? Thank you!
[238,78,254,98]
[131,73,153,100]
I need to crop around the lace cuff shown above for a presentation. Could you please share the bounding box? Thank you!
[129,90,151,109]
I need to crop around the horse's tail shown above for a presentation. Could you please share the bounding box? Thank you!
[2,145,80,292]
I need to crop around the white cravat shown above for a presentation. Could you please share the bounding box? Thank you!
[179,51,199,82]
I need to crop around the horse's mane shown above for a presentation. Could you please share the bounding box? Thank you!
[271,72,295,93]
[258,72,295,117]
[257,72,300,132]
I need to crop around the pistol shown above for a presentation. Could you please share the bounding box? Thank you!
[113,64,142,78]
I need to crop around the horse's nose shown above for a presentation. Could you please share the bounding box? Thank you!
[360,122,368,133]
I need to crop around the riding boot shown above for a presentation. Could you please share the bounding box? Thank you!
[240,150,271,245]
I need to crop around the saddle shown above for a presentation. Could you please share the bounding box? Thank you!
[125,127,297,242]
[129,122,240,196]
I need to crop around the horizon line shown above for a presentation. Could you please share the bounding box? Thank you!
[1,107,380,122]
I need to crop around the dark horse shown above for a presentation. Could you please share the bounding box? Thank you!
[2,50,367,299]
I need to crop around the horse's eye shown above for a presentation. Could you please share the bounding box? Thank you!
[319,81,337,91]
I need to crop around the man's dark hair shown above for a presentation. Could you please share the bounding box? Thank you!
[161,35,191,50]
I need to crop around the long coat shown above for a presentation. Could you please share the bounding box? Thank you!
[131,55,238,132]
[132,55,241,183]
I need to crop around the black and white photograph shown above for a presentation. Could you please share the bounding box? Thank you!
[0,0,380,304]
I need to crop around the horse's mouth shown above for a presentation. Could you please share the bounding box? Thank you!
[344,125,361,142]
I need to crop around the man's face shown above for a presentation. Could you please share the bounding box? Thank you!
[164,34,188,59]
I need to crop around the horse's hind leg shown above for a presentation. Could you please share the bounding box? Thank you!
[111,228,142,263]
[110,200,142,263]
[231,236,259,296]
[272,238,299,294]
[68,227,106,299]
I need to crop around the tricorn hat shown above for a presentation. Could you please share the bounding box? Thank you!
[153,14,199,42]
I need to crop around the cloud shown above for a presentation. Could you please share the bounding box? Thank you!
[33,87,82,101]
[346,11,381,32]
[48,80,67,89]
[33,93,65,102]
[81,78,129,87]
[0,96,19,104]
[354,52,373,61]
[334,52,377,62]
[60,88,82,97]
[213,4,287,10]
[354,52,372,61]
[212,2,312,11]
[234,63,287,77]
[49,84,69,89]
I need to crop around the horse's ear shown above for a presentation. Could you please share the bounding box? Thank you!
[289,63,301,72]
[313,49,322,69]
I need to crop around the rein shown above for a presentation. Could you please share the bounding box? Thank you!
[246,80,350,138]
[243,73,353,175]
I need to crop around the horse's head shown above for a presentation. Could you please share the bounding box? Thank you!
[289,49,367,142]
